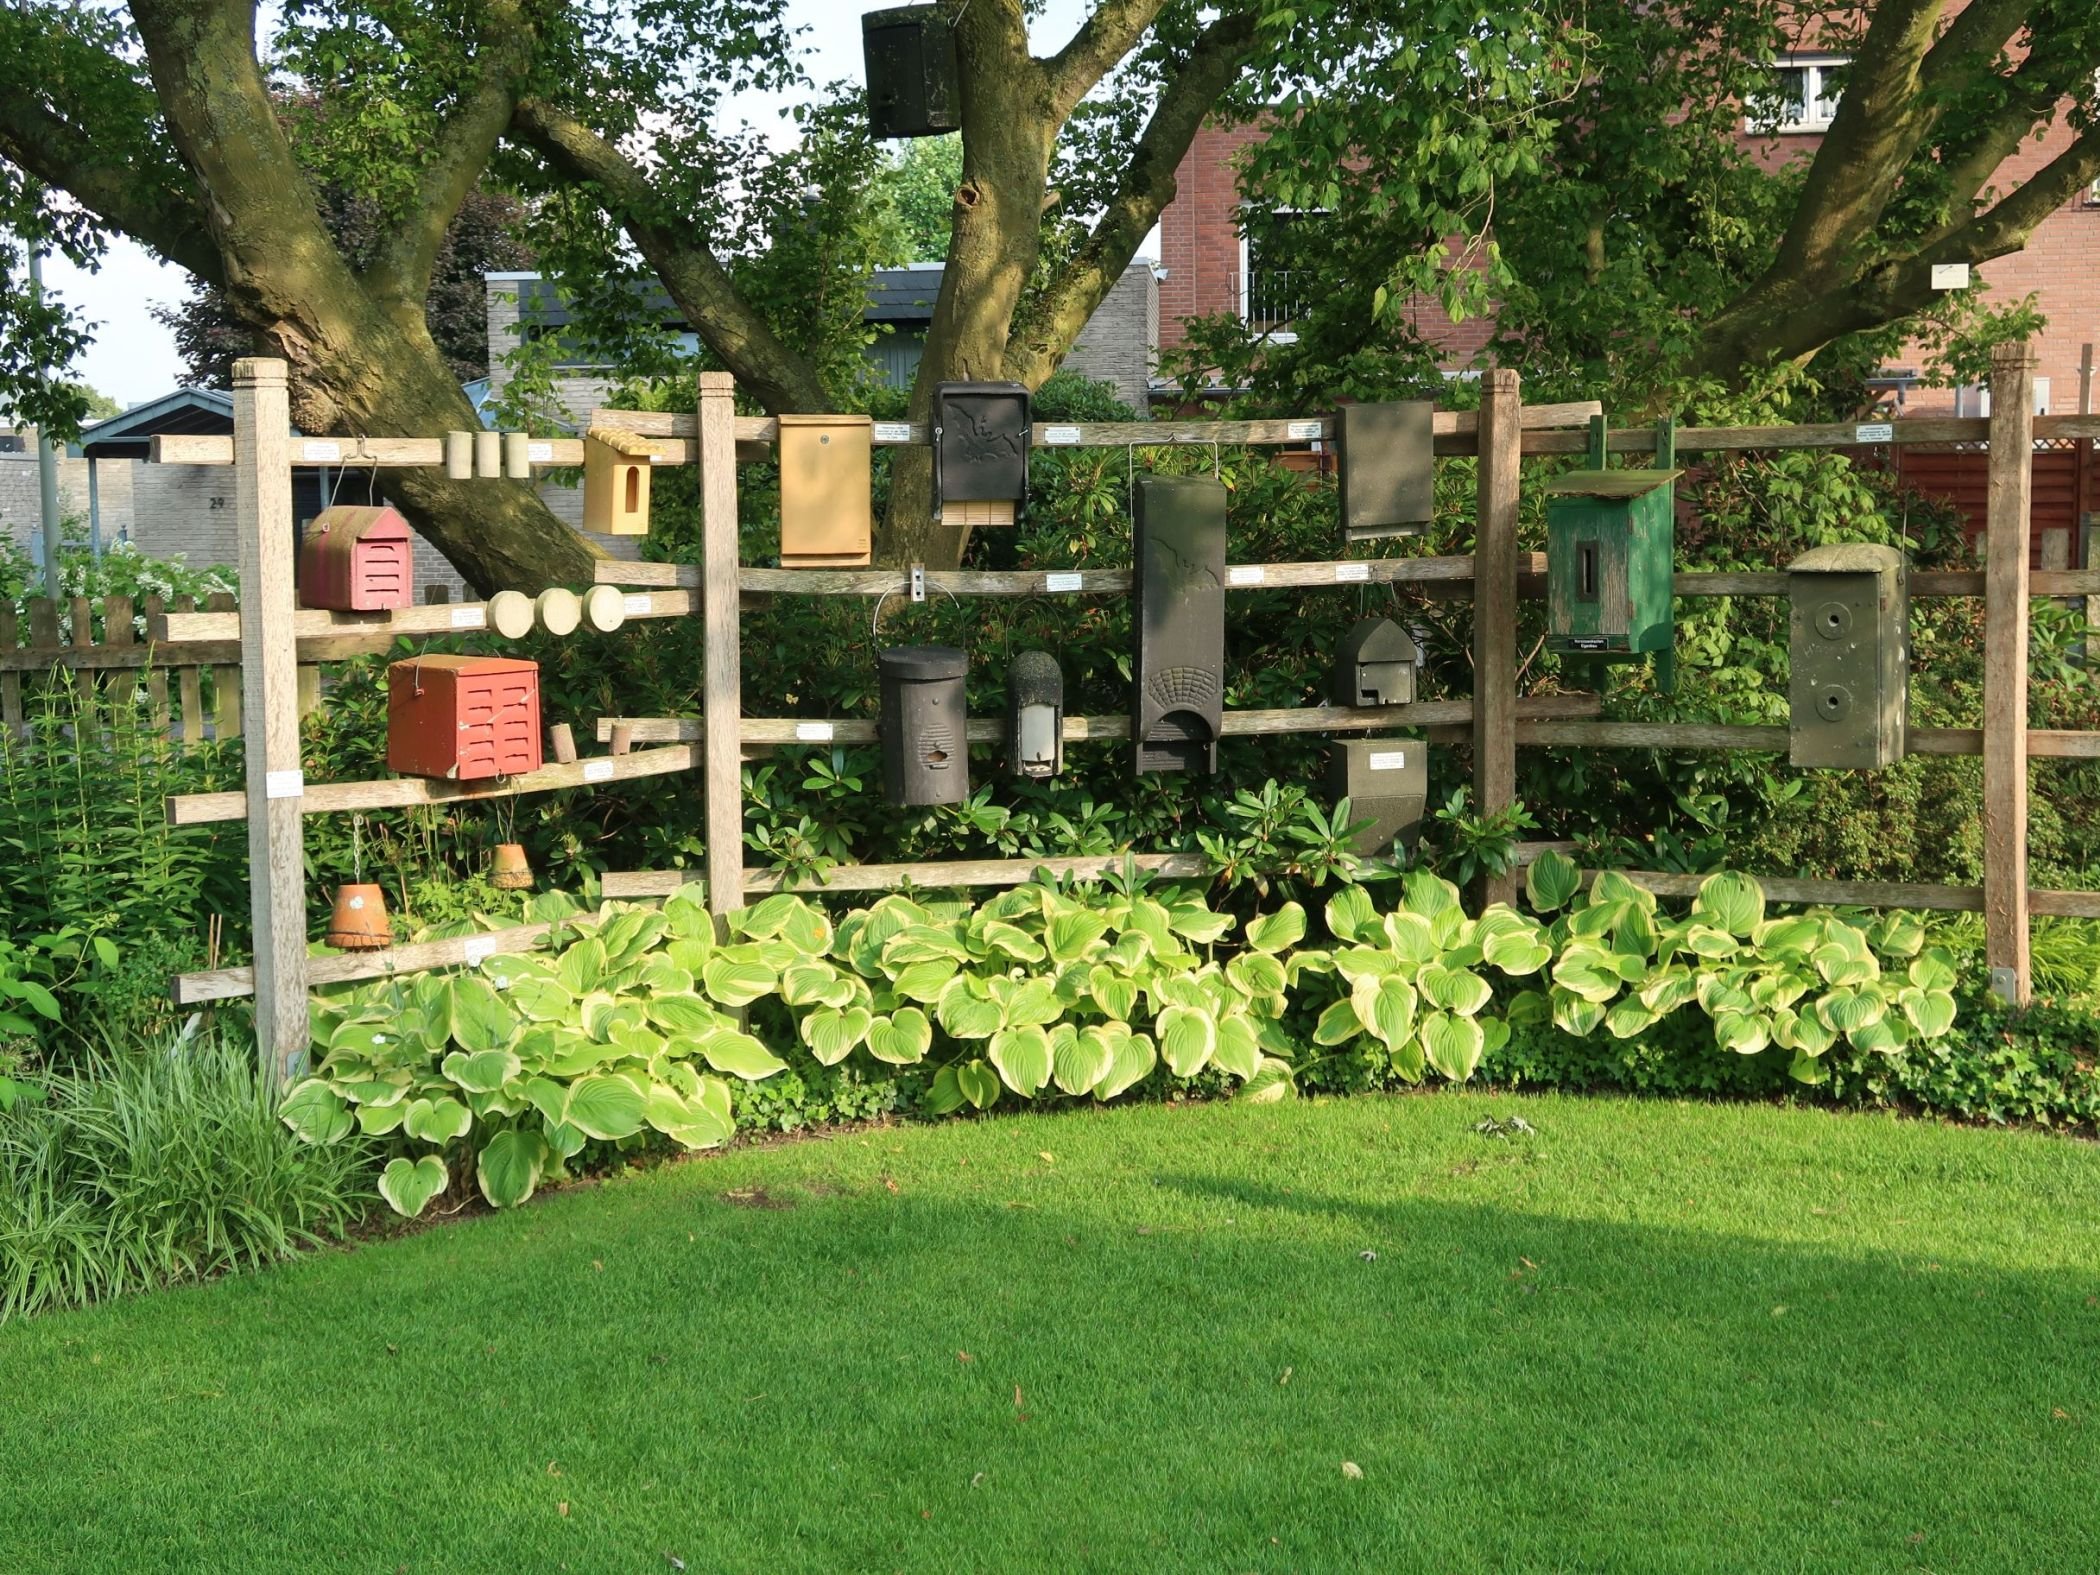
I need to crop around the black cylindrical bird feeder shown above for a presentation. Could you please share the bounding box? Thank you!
[1007,651,1064,780]
[879,645,969,805]
[862,6,961,139]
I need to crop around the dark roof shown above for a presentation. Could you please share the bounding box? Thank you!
[77,387,235,459]
[509,267,943,332]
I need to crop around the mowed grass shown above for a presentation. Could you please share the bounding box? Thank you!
[3,1094,2097,1574]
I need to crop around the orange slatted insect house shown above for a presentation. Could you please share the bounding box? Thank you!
[386,655,542,781]
[298,504,415,611]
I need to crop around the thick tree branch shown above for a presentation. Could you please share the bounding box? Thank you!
[367,0,541,304]
[510,97,828,413]
[1007,9,1258,387]
[1044,0,1171,117]
[0,98,219,280]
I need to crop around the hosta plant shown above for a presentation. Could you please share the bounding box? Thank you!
[283,888,767,1216]
[1518,851,1958,1082]
[1277,871,1555,1091]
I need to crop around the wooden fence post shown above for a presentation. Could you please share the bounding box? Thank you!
[698,371,745,917]
[1474,367,1523,908]
[233,357,311,1082]
[1984,342,2035,1006]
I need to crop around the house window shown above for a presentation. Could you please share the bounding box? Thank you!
[1239,208,1333,338]
[1750,57,1849,133]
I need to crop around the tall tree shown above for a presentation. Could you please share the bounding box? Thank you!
[0,0,1580,584]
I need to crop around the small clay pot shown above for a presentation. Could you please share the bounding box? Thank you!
[327,883,393,950]
[489,842,535,890]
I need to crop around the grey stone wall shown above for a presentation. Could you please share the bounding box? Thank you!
[1062,260,1158,413]
[0,443,136,560]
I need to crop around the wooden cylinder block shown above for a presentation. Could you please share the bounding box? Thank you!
[549,722,578,764]
[536,587,582,636]
[502,431,532,480]
[444,431,474,480]
[473,430,501,478]
[582,584,627,633]
[487,590,536,639]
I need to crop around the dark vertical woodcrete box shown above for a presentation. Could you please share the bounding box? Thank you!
[1787,543,1910,769]
[298,504,414,612]
[862,4,960,138]
[387,655,543,781]
[1335,400,1436,542]
[1132,475,1227,776]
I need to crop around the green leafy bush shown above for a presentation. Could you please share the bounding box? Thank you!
[0,1029,373,1321]
[1520,851,1957,1081]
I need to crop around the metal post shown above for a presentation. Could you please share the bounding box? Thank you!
[87,456,101,561]
[28,249,62,599]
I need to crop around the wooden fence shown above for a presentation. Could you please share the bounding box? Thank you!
[147,354,2100,1082]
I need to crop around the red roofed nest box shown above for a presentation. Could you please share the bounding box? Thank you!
[387,655,543,781]
[299,504,414,611]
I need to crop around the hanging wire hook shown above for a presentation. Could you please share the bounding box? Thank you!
[870,573,962,643]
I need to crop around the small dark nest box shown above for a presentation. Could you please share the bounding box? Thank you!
[1335,400,1436,542]
[935,381,1031,527]
[298,504,413,612]
[862,5,960,139]
[878,645,968,806]
[1007,650,1063,780]
[1332,617,1418,708]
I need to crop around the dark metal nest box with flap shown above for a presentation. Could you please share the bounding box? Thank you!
[387,655,542,782]
[780,414,874,568]
[1787,542,1909,770]
[935,381,1030,527]
[1335,399,1436,541]
[1006,650,1063,780]
[879,644,968,805]
[862,5,960,139]
[1329,739,1428,855]
[1132,475,1227,776]
[298,504,413,612]
[1332,616,1418,708]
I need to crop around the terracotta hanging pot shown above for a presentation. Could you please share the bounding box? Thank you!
[327,883,393,950]
[489,842,535,890]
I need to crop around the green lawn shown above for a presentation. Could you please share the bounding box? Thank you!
[4,1094,2097,1573]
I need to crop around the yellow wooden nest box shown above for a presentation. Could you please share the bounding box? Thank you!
[779,413,874,568]
[583,427,654,535]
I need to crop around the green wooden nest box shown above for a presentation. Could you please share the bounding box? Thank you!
[1545,416,1681,692]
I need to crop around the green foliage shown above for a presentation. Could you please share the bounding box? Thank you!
[0,1027,374,1321]
[1520,852,1954,1082]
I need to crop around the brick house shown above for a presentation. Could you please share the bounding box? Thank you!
[1159,82,2099,418]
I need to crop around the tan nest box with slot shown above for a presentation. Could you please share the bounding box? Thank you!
[583,427,653,536]
[780,413,873,568]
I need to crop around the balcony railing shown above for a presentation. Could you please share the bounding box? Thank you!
[1235,270,1314,334]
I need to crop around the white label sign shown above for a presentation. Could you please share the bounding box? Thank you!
[265,769,304,800]
[462,936,498,966]
[527,441,554,463]
[1855,423,1895,444]
[1334,563,1371,583]
[1227,565,1267,586]
[301,441,341,463]
[1368,750,1409,772]
[1286,421,1323,441]
[1043,571,1084,593]
[649,450,673,464]
[622,594,652,616]
[450,605,486,629]
[1930,263,1971,290]
[582,759,615,782]
[794,722,835,742]
[872,422,914,444]
[1041,425,1082,446]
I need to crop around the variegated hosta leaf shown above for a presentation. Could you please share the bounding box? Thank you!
[1238,1056,1297,1103]
[1713,1011,1768,1055]
[1637,967,1699,1016]
[1684,926,1739,960]
[1693,872,1764,936]
[562,1073,647,1141]
[698,1027,788,1080]
[956,1059,1002,1109]
[378,1155,448,1218]
[441,1048,521,1095]
[988,1025,1052,1096]
[1908,948,1957,992]
[1314,997,1364,1046]
[1552,990,1609,1038]
[802,1005,873,1066]
[1156,1005,1216,1077]
[1053,1026,1115,1095]
[476,1128,546,1208]
[1552,945,1624,1004]
[1087,967,1140,1024]
[1211,1014,1262,1080]
[1788,1046,1831,1085]
[1378,911,1438,967]
[1847,1016,1907,1053]
[1524,849,1583,913]
[1402,870,1463,922]
[1418,965,1493,1016]
[1900,986,1957,1040]
[866,1008,934,1066]
[1358,977,1419,1052]
[1245,903,1307,954]
[1816,987,1884,1035]
[1604,1000,1658,1040]
[280,1079,353,1145]
[1325,884,1378,943]
[975,919,1048,963]
[403,1095,473,1145]
[701,955,777,1008]
[1045,909,1111,964]
[1752,916,1823,958]
[1093,1030,1157,1101]
[936,976,1004,1040]
[1421,1010,1486,1082]
[1869,912,1926,959]
[1168,901,1236,945]
[1335,944,1402,985]
[1481,924,1552,977]
[1227,951,1288,1000]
